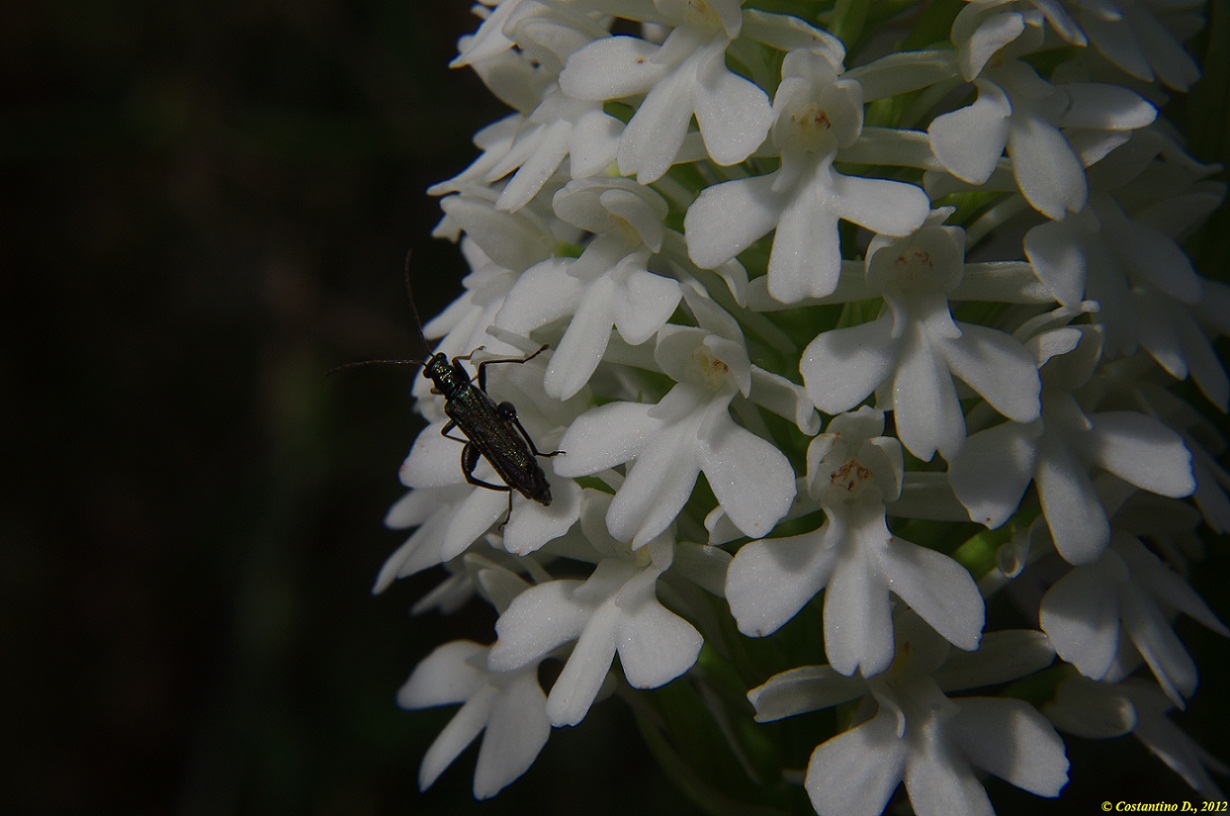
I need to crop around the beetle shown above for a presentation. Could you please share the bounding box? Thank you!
[425,343,562,513]
[334,255,562,524]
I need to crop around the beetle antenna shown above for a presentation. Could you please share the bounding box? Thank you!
[401,251,434,360]
[326,358,426,376]
[328,251,436,376]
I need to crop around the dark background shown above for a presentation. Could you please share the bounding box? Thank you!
[1,1,1227,815]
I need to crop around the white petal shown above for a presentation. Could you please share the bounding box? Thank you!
[825,540,894,677]
[1007,113,1088,219]
[768,175,843,301]
[1024,218,1087,307]
[1103,204,1201,303]
[693,46,771,166]
[1060,83,1156,130]
[441,488,507,560]
[608,421,703,546]
[384,486,440,529]
[494,120,571,212]
[950,698,1069,796]
[1037,432,1110,564]
[933,630,1056,691]
[847,50,957,100]
[569,108,623,176]
[555,402,661,476]
[1177,309,1229,410]
[502,478,582,556]
[490,580,587,671]
[802,316,897,415]
[617,64,696,182]
[1118,536,1229,636]
[1081,11,1154,80]
[546,603,618,726]
[544,278,616,400]
[616,600,703,688]
[892,325,965,461]
[832,173,931,238]
[400,422,466,489]
[1129,4,1201,91]
[1086,412,1195,498]
[1045,675,1135,738]
[558,35,664,99]
[1133,302,1185,379]
[438,195,554,273]
[748,665,865,721]
[942,323,1042,422]
[949,421,1041,528]
[903,730,995,816]
[496,257,584,334]
[699,416,796,538]
[806,710,908,816]
[373,525,443,591]
[727,529,839,637]
[612,268,681,345]
[1129,692,1228,797]
[878,538,984,651]
[751,366,820,434]
[959,12,1025,78]
[684,172,783,270]
[928,81,1010,185]
[1121,582,1198,706]
[1039,562,1122,678]
[419,688,497,792]
[399,640,488,708]
[473,671,550,798]
[671,540,732,597]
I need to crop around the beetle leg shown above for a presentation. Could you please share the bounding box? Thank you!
[460,443,516,529]
[493,401,563,458]
[460,442,513,493]
[453,346,485,365]
[474,344,548,391]
[511,414,563,458]
[440,419,469,446]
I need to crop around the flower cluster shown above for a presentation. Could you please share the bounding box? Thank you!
[375,1,1227,813]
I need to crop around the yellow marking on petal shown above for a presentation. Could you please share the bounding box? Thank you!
[693,344,731,388]
[790,102,834,152]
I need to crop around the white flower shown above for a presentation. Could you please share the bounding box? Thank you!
[726,409,984,677]
[685,50,929,302]
[749,618,1067,816]
[372,1,1225,811]
[434,188,562,273]
[800,223,1041,461]
[1024,191,1227,408]
[928,57,1156,219]
[482,88,624,212]
[1129,377,1230,532]
[399,639,550,799]
[1040,527,1228,707]
[377,484,485,589]
[950,325,1195,564]
[558,0,771,182]
[554,326,796,547]
[1067,0,1202,90]
[496,177,682,399]
[448,0,547,70]
[1046,676,1228,798]
[488,501,702,726]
